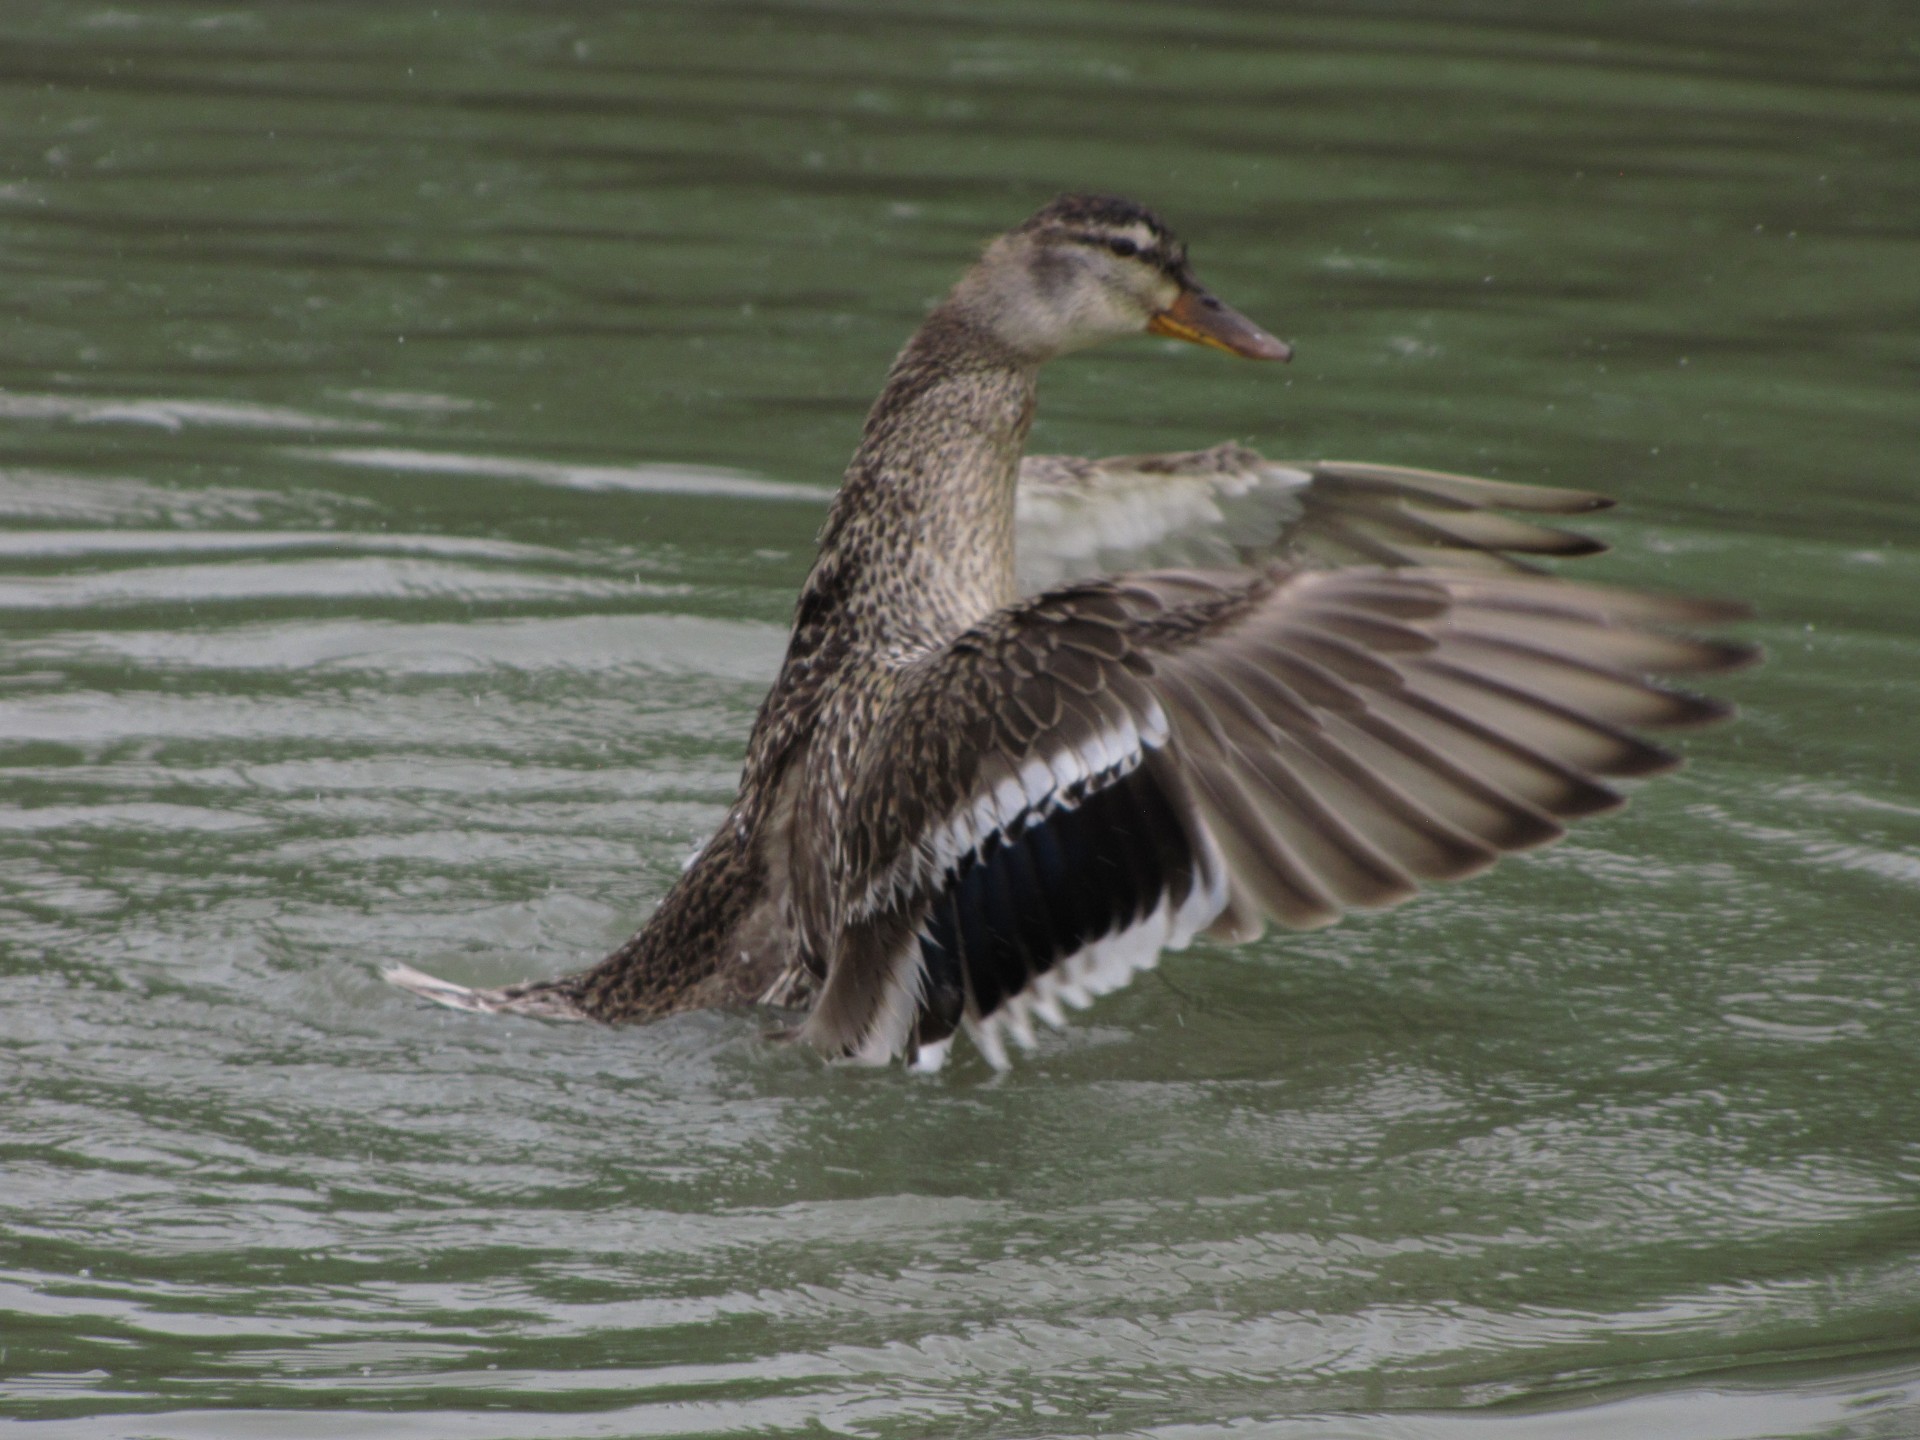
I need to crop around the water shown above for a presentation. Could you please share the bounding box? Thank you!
[3,2,1918,1436]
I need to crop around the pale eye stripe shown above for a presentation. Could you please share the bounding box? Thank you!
[1063,223,1175,269]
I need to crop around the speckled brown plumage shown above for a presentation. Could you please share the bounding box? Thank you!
[433,258,1051,1024]
[384,195,1754,1068]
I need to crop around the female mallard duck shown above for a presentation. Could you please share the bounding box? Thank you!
[388,194,1752,1070]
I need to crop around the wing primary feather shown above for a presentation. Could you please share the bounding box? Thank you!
[1382,681,1637,815]
[1261,648,1373,714]
[1210,652,1328,733]
[1201,655,1518,880]
[1156,675,1343,926]
[1303,461,1616,514]
[1190,665,1421,908]
[1340,703,1572,849]
[1449,578,1757,629]
[1404,657,1683,780]
[1299,514,1439,569]
[1170,646,1568,853]
[1375,504,1609,557]
[1292,603,1439,655]
[1442,630,1741,727]
[1278,625,1411,690]
[1181,758,1344,929]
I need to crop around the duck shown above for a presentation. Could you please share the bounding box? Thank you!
[385,193,1754,1071]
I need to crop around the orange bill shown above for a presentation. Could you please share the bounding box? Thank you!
[1148,288,1292,361]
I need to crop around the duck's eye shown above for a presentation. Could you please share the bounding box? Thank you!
[1105,237,1140,259]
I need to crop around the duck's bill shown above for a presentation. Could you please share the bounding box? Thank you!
[1148,289,1292,361]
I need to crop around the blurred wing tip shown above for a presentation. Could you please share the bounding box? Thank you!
[1657,692,1741,729]
[1701,639,1764,674]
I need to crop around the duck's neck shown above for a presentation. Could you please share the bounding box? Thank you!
[801,306,1039,657]
[567,304,1042,1015]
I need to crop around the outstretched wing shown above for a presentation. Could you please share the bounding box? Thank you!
[1016,444,1614,591]
[799,567,1753,1071]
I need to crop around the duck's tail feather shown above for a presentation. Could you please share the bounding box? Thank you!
[381,963,591,1021]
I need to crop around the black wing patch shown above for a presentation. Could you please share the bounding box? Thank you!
[911,759,1201,1058]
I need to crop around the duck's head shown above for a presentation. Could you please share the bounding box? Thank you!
[948,194,1292,365]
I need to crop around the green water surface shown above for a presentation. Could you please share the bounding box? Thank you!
[2,2,1917,1436]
